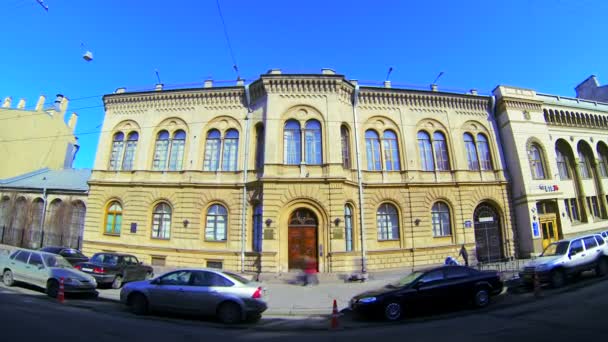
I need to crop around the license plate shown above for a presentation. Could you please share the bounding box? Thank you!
[82,268,93,272]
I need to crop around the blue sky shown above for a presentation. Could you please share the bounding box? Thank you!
[1,0,606,169]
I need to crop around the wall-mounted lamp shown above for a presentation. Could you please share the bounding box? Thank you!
[333,217,342,227]
[265,218,273,227]
[414,218,421,226]
[183,219,189,228]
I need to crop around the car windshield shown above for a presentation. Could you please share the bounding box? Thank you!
[90,254,119,265]
[541,241,570,256]
[40,247,62,254]
[223,271,250,284]
[387,271,424,288]
[43,254,72,268]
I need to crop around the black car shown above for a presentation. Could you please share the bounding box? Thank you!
[350,265,503,321]
[39,246,89,266]
[74,253,154,289]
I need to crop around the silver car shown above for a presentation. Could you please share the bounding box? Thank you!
[1,248,97,298]
[120,268,268,324]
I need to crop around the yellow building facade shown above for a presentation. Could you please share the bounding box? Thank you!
[0,94,79,179]
[83,70,515,274]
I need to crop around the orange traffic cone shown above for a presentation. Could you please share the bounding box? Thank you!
[58,277,65,303]
[330,299,340,330]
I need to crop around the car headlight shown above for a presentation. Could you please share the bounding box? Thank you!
[358,297,377,303]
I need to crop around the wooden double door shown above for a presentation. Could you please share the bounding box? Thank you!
[287,209,318,270]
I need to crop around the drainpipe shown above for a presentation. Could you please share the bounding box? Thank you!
[240,84,253,273]
[352,84,367,274]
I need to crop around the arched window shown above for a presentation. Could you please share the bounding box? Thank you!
[70,201,86,245]
[153,130,170,170]
[205,204,227,241]
[304,120,322,165]
[253,205,263,252]
[578,151,591,179]
[433,132,449,171]
[377,203,399,240]
[528,144,546,179]
[109,132,124,170]
[255,125,265,170]
[464,133,479,170]
[151,203,171,239]
[341,125,351,169]
[418,131,434,171]
[104,201,122,235]
[432,202,451,237]
[168,130,186,171]
[122,132,138,171]
[344,204,353,251]
[222,129,239,171]
[477,134,492,170]
[382,130,400,171]
[203,129,221,171]
[598,145,608,178]
[284,120,301,165]
[556,148,571,179]
[365,130,382,171]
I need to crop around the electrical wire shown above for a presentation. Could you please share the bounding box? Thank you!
[216,0,240,79]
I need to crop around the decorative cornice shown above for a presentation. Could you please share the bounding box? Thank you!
[358,89,490,113]
[497,97,543,112]
[261,76,344,94]
[104,88,246,112]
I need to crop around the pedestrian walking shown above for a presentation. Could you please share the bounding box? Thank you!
[444,256,459,266]
[459,244,469,266]
[302,256,319,286]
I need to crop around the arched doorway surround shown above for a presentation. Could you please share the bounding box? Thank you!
[287,208,318,270]
[473,203,504,263]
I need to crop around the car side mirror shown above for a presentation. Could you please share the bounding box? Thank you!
[569,250,577,258]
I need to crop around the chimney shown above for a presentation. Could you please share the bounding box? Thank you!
[204,79,213,88]
[268,69,282,75]
[430,84,438,92]
[54,94,68,113]
[321,68,336,75]
[115,87,127,94]
[155,84,163,91]
[236,78,244,86]
[68,113,78,132]
[350,79,359,86]
[2,97,12,108]
[384,81,392,88]
[17,98,25,109]
[35,95,46,111]
[470,89,478,95]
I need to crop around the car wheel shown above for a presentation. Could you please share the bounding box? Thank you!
[596,258,608,277]
[111,275,123,289]
[47,279,59,298]
[217,301,242,324]
[383,302,402,321]
[3,270,14,286]
[551,269,566,288]
[145,272,153,280]
[129,293,148,315]
[473,287,490,308]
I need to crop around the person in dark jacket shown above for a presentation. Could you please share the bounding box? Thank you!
[459,245,469,266]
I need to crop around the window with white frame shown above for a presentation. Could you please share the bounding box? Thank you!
[365,130,382,171]
[377,203,399,240]
[528,144,546,179]
[556,148,571,180]
[418,131,449,171]
[345,204,353,251]
[564,198,579,221]
[205,204,227,241]
[122,132,138,171]
[578,151,591,179]
[341,125,351,169]
[153,130,186,171]
[598,145,608,178]
[304,120,322,164]
[151,203,171,239]
[283,120,301,165]
[203,129,221,171]
[432,202,451,237]
[418,131,434,171]
[382,130,400,171]
[476,134,492,170]
[464,133,479,170]
[222,129,239,171]
[253,205,263,252]
[109,132,124,170]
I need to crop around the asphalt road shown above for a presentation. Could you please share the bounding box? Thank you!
[1,276,607,342]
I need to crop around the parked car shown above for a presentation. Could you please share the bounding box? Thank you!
[74,252,153,289]
[120,268,268,324]
[600,230,608,243]
[519,233,608,288]
[350,265,503,321]
[39,246,89,266]
[0,248,97,298]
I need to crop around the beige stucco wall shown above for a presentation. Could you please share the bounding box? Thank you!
[0,96,77,178]
[83,72,515,273]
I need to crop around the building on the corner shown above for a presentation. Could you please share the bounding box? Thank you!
[494,80,608,257]
[0,94,79,179]
[0,168,91,249]
[83,69,515,273]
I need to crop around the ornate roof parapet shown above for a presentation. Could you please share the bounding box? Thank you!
[103,88,247,112]
[357,87,490,113]
[260,74,345,95]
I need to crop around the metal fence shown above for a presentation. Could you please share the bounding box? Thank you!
[0,226,82,250]
[475,257,536,279]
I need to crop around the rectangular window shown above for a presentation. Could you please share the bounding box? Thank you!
[109,141,124,170]
[122,140,137,171]
[565,198,579,222]
[366,139,381,171]
[168,140,185,171]
[600,160,608,178]
[587,196,600,218]
[284,129,301,165]
[203,139,220,171]
[377,213,399,240]
[222,138,238,171]
[153,140,169,170]
[432,211,451,237]
[557,160,570,179]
